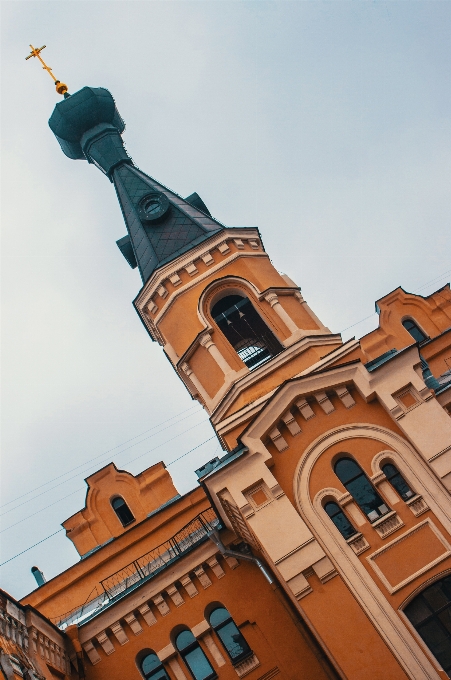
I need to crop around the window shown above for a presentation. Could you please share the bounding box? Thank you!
[111,497,135,527]
[382,463,414,501]
[402,319,427,343]
[334,458,390,523]
[175,630,216,680]
[211,295,283,370]
[140,653,170,680]
[324,501,358,539]
[404,575,451,676]
[209,607,252,664]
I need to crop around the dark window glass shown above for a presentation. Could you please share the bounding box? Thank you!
[334,458,390,522]
[209,607,252,664]
[402,319,427,343]
[140,653,170,680]
[111,497,135,527]
[212,295,283,370]
[405,576,451,675]
[324,501,358,539]
[382,463,414,501]
[175,630,216,680]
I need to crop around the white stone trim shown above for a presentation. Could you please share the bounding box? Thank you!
[211,334,342,422]
[82,640,101,665]
[294,422,449,680]
[281,410,302,436]
[264,292,299,335]
[407,495,430,517]
[371,511,404,539]
[347,533,371,555]
[234,654,260,677]
[198,332,236,377]
[110,621,128,645]
[168,658,188,680]
[268,427,288,452]
[213,340,360,436]
[367,519,451,594]
[203,632,226,667]
[166,584,184,607]
[96,630,115,655]
[314,391,335,415]
[193,565,212,589]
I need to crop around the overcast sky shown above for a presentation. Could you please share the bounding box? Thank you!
[1,1,450,601]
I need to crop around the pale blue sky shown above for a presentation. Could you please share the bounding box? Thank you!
[1,1,450,600]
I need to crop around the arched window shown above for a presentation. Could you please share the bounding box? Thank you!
[402,319,427,343]
[211,294,283,370]
[334,458,390,523]
[404,575,451,676]
[382,463,414,501]
[140,652,170,680]
[111,497,135,527]
[209,607,252,664]
[175,630,216,680]
[324,501,358,539]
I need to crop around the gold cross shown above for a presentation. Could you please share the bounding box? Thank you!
[25,44,68,96]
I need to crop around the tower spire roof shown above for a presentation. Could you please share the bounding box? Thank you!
[112,164,224,282]
[48,85,224,284]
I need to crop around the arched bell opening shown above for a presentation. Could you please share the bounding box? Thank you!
[211,294,283,370]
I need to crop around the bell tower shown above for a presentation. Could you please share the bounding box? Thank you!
[49,86,343,447]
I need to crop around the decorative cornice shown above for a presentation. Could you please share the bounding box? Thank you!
[213,339,360,435]
[133,228,264,340]
[211,334,343,424]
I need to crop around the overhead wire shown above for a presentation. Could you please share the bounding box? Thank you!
[2,268,450,565]
[0,434,217,567]
[0,530,66,567]
[338,268,451,335]
[0,489,82,534]
[1,406,201,515]
[0,417,211,518]
[1,404,199,509]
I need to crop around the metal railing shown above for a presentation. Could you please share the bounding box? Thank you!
[52,507,221,629]
[101,507,220,598]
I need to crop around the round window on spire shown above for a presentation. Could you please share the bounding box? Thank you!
[138,192,170,224]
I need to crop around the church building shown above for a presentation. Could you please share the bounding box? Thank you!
[16,81,451,680]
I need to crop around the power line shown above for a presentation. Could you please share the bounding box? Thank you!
[0,489,82,535]
[1,407,201,515]
[1,405,198,509]
[338,268,451,335]
[339,313,377,334]
[0,530,65,567]
[0,417,210,518]
[2,269,450,564]
[0,435,216,567]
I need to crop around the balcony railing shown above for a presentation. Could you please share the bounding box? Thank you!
[53,507,221,629]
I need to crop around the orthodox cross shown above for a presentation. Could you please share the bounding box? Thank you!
[25,44,69,96]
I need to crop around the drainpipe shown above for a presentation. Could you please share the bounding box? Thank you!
[207,529,274,584]
[208,528,343,679]
[65,625,85,680]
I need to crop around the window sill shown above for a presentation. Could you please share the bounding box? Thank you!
[346,533,370,555]
[371,510,404,539]
[231,651,255,667]
[369,509,393,528]
[233,654,261,678]
[406,494,430,517]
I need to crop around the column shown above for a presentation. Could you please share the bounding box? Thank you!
[264,292,299,334]
[181,362,210,405]
[199,332,236,377]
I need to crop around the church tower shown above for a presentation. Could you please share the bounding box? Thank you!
[42,81,451,680]
[49,86,341,447]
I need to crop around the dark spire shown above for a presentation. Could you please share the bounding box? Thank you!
[48,86,224,284]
